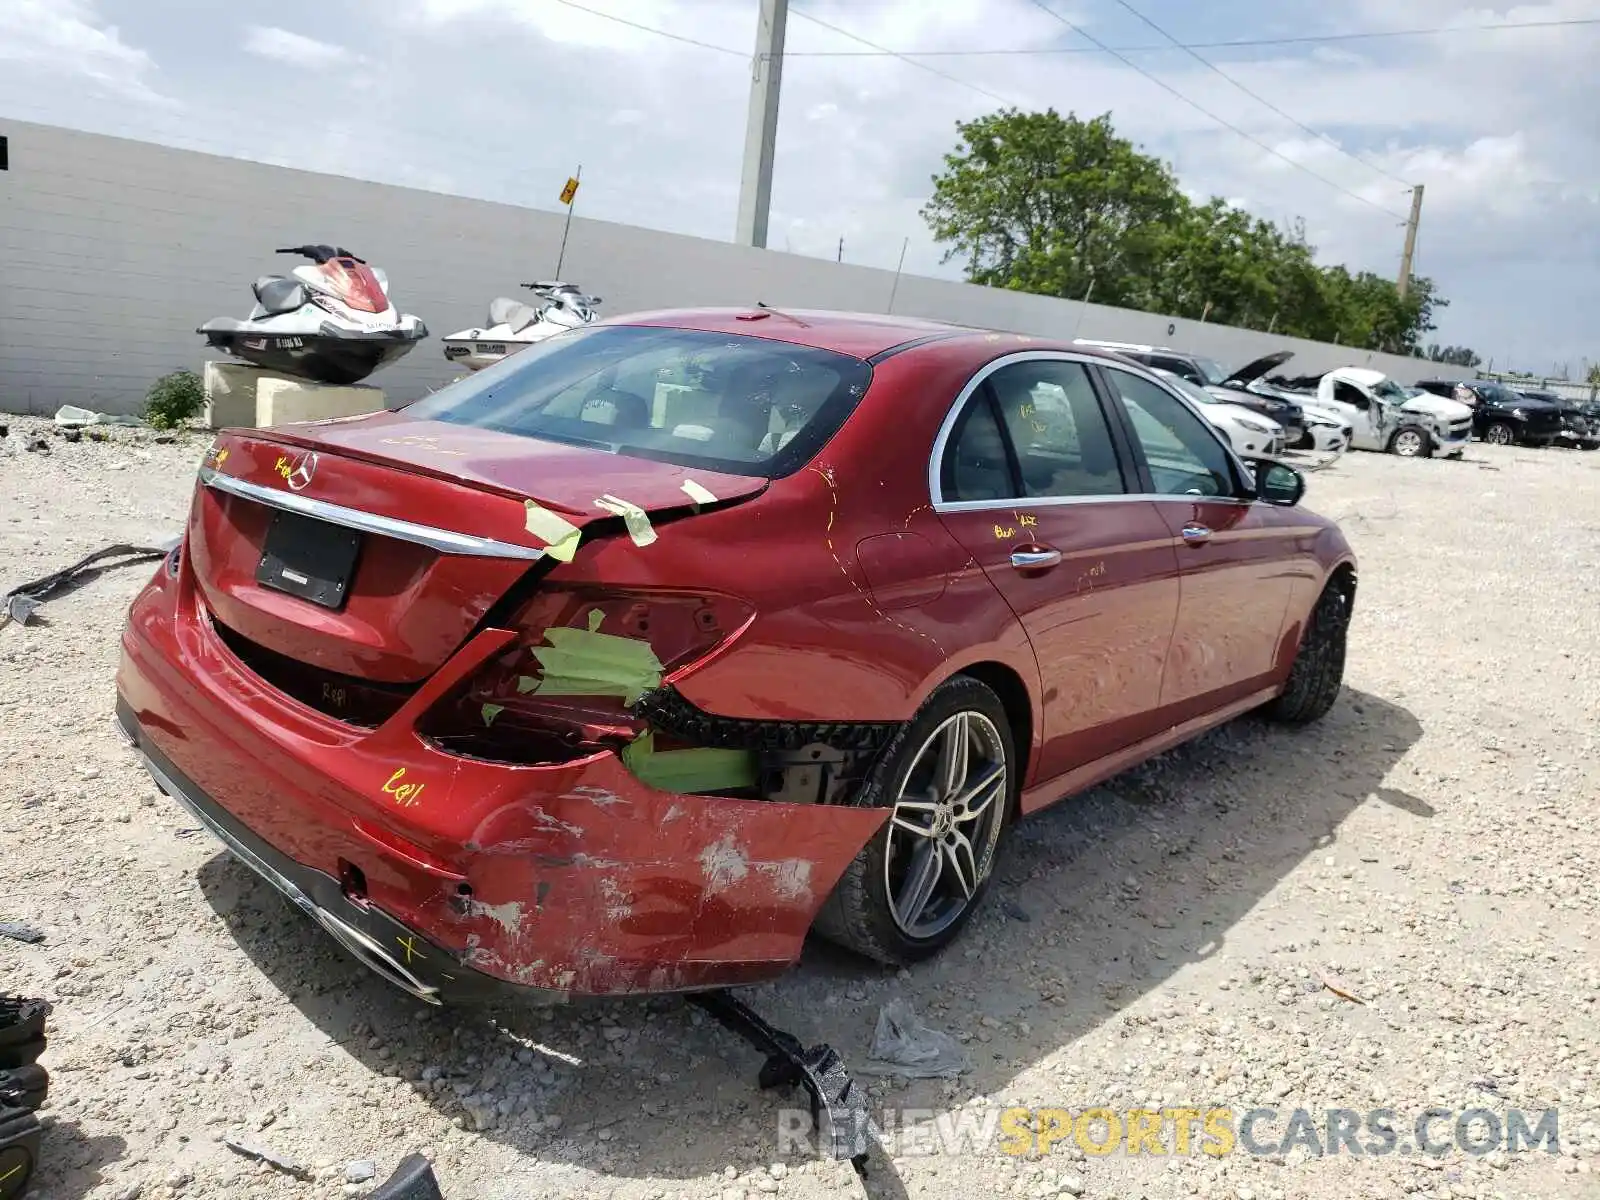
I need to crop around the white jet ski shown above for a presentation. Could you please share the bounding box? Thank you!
[440,281,602,372]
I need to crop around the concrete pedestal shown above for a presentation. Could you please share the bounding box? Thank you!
[202,361,273,429]
[202,361,385,429]
[256,377,384,427]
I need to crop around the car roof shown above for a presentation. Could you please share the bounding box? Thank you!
[602,306,1137,365]
[602,307,967,359]
[1074,338,1186,357]
[1328,367,1387,386]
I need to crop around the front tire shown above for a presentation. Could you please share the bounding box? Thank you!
[1389,425,1432,457]
[1264,581,1350,724]
[814,676,1015,966]
[1484,422,1515,446]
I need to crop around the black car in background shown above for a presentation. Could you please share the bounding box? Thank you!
[1414,379,1565,447]
[1517,388,1600,451]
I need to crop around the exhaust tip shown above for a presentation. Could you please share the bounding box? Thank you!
[312,908,443,1006]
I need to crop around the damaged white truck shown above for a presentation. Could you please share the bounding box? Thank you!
[1276,368,1475,459]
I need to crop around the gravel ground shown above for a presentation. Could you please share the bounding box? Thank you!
[2,417,1599,1200]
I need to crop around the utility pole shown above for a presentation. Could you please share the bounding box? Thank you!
[1397,184,1424,298]
[735,0,788,248]
[886,236,909,313]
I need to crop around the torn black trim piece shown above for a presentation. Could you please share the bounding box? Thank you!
[368,1154,446,1200]
[2,540,176,628]
[633,685,899,754]
[688,989,873,1171]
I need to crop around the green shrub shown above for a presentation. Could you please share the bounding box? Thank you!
[144,369,205,430]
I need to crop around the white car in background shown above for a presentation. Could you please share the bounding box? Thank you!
[1152,368,1285,457]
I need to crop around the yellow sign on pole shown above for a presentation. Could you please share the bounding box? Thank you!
[559,177,580,206]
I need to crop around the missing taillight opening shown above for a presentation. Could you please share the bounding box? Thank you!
[417,586,755,767]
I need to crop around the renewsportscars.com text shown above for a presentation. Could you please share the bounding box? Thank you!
[778,1105,1561,1159]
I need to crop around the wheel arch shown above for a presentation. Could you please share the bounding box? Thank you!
[948,660,1035,797]
[1327,559,1357,616]
[1274,557,1357,678]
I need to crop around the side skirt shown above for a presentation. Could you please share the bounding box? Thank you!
[1019,685,1280,816]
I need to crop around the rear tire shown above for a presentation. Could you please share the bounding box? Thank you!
[1264,581,1350,725]
[1484,422,1515,446]
[813,676,1016,966]
[0,1064,47,1112]
[0,1000,46,1071]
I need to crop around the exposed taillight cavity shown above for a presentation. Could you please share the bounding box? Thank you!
[418,586,754,765]
[209,613,414,727]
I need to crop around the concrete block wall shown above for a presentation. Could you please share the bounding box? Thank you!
[1,118,1438,417]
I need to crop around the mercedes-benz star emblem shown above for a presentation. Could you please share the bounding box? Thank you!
[285,451,318,492]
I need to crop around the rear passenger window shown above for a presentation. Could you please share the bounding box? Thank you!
[941,395,1017,502]
[985,361,1127,498]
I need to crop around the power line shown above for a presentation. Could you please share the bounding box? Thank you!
[782,16,1600,57]
[1024,0,1405,218]
[788,7,1019,107]
[548,0,743,56]
[1105,0,1413,189]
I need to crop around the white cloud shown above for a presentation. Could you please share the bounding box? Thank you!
[243,26,354,69]
[8,0,1598,365]
[408,0,708,53]
[0,0,170,105]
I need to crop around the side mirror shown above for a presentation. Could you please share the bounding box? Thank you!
[1251,459,1305,507]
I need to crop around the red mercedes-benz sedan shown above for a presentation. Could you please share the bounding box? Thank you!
[116,308,1356,1005]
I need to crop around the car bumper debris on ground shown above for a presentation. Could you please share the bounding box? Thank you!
[3,418,1599,1199]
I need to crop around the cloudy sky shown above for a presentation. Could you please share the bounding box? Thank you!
[2,0,1597,372]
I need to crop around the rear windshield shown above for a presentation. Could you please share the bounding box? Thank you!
[405,325,873,478]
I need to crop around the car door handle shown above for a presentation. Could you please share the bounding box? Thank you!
[1010,548,1062,570]
[1180,524,1212,545]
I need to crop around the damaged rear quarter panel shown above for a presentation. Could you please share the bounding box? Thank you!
[454,756,890,993]
[119,578,888,997]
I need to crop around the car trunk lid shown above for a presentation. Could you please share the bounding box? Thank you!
[187,415,765,692]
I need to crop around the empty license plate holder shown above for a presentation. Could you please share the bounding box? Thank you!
[256,511,361,609]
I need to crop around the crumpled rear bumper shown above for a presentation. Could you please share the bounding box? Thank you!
[115,563,889,1003]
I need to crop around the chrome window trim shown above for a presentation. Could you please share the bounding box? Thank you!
[927,350,1256,512]
[937,493,1253,514]
[198,467,546,560]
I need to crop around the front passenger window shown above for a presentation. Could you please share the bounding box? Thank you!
[1334,381,1369,409]
[1102,368,1236,498]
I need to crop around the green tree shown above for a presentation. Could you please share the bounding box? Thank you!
[1426,344,1483,368]
[921,109,1185,309]
[1587,363,1600,387]
[1316,271,1441,353]
[924,107,1448,352]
